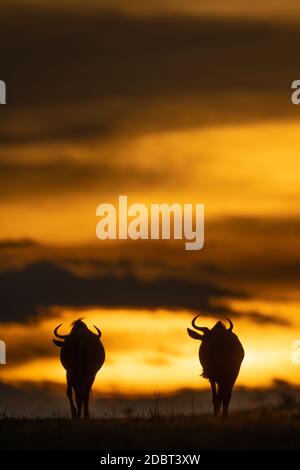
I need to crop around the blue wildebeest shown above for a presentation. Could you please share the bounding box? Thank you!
[187,315,244,417]
[53,319,105,419]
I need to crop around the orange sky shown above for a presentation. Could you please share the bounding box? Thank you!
[1,307,300,395]
[1,0,300,400]
[2,121,300,244]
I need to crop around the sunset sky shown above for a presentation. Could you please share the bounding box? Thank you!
[1,1,300,409]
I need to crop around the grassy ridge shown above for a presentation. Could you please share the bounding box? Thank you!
[1,410,300,449]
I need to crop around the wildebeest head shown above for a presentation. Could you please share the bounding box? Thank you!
[53,319,102,347]
[187,314,233,341]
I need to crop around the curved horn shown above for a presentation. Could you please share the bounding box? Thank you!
[225,317,233,331]
[54,324,68,339]
[191,314,209,334]
[94,325,102,338]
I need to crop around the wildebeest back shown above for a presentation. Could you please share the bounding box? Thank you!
[60,330,105,378]
[199,330,244,381]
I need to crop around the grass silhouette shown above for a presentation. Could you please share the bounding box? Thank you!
[1,409,300,449]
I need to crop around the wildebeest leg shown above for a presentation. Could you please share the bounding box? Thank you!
[83,388,90,419]
[210,380,221,416]
[221,384,232,418]
[74,387,83,419]
[66,374,77,419]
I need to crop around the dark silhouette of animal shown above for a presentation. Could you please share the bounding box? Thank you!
[53,319,105,419]
[187,314,244,417]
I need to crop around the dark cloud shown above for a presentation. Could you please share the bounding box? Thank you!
[0,239,38,250]
[0,260,289,326]
[1,214,300,288]
[0,7,300,144]
[0,9,295,103]
[0,215,299,327]
[5,339,56,366]
[0,160,165,198]
[206,217,300,287]
[0,120,112,146]
[0,260,239,319]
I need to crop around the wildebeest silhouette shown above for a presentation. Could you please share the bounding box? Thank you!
[187,314,244,417]
[53,319,105,419]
